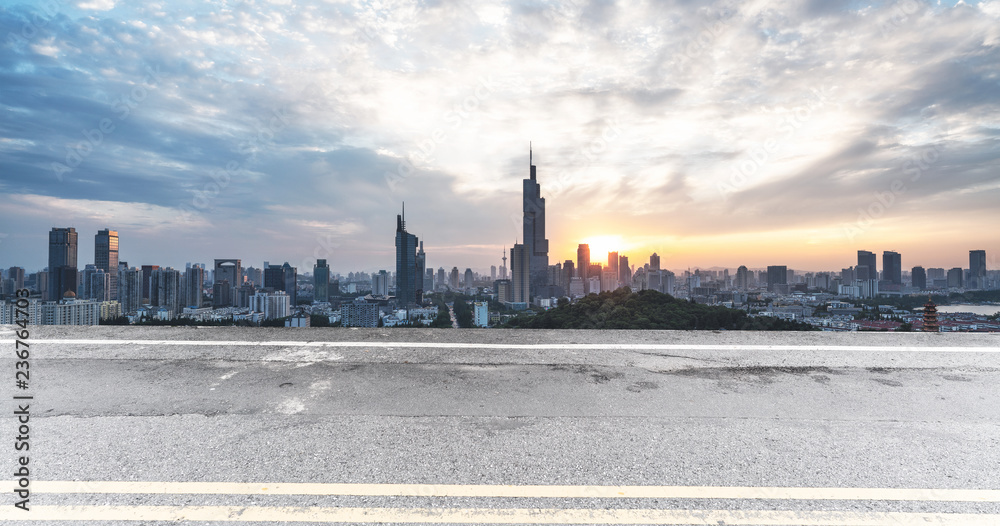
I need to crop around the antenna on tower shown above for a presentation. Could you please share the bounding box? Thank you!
[530,141,532,166]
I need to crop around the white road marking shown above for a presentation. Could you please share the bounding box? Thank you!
[6,339,1000,353]
[1,505,997,524]
[32,481,1000,501]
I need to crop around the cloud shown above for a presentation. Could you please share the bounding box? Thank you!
[0,0,998,272]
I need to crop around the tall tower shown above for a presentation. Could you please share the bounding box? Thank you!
[577,244,591,293]
[501,247,508,280]
[395,205,419,306]
[95,229,119,300]
[48,227,79,301]
[522,145,549,299]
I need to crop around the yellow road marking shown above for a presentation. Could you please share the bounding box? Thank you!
[32,481,1000,501]
[1,506,998,524]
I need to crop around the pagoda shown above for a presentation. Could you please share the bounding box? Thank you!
[922,296,939,332]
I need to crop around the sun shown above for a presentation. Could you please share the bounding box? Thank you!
[581,235,623,265]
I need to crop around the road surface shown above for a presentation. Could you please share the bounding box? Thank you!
[2,326,999,524]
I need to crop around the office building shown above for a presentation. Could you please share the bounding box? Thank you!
[735,265,750,290]
[94,229,119,300]
[373,270,390,296]
[522,147,549,297]
[601,269,617,293]
[490,266,497,281]
[7,267,25,291]
[464,268,474,289]
[48,227,79,301]
[495,279,512,303]
[883,251,902,285]
[608,252,619,279]
[314,259,330,302]
[649,253,661,271]
[213,259,241,307]
[511,243,530,303]
[437,268,446,291]
[577,244,590,293]
[415,241,426,299]
[395,208,419,305]
[911,266,926,290]
[970,250,987,289]
[449,267,460,289]
[618,255,631,288]
[767,265,788,293]
[562,260,575,293]
[857,250,876,281]
[947,267,963,289]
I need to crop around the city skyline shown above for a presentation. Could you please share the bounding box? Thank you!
[1,1,999,273]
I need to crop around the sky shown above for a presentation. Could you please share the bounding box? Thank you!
[1,0,998,275]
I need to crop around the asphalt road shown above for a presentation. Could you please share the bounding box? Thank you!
[2,326,1000,525]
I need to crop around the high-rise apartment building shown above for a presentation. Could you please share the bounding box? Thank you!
[94,229,119,300]
[48,227,78,300]
[522,147,549,297]
[511,243,530,303]
[184,265,205,308]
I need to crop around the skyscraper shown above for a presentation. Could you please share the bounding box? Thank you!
[281,262,297,306]
[511,243,530,303]
[314,259,330,302]
[911,266,926,290]
[184,265,205,307]
[857,250,876,281]
[95,229,119,300]
[48,227,78,301]
[213,259,241,307]
[415,241,426,299]
[735,265,750,290]
[562,259,575,293]
[395,208,419,305]
[767,265,788,293]
[151,267,182,317]
[970,250,987,289]
[522,146,549,298]
[464,268,474,289]
[577,244,590,292]
[649,253,660,272]
[882,251,902,285]
[618,255,631,289]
